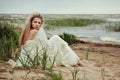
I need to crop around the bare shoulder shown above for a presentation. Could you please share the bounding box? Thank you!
[28,29,38,40]
[30,29,38,35]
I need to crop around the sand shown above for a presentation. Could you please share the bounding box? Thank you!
[0,42,120,80]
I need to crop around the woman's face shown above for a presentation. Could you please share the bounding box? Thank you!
[31,17,42,30]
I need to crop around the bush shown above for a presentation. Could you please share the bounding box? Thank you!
[0,23,20,60]
[59,32,78,45]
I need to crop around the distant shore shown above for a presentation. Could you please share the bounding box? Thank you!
[76,37,120,48]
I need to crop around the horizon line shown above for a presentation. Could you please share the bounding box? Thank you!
[0,12,120,15]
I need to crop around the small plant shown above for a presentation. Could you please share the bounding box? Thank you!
[59,32,78,45]
[40,47,58,71]
[85,47,89,60]
[41,47,49,70]
[82,70,87,80]
[45,72,63,80]
[100,50,106,80]
[18,45,57,71]
[47,53,57,72]
[105,22,120,32]
[18,46,42,69]
[68,67,80,80]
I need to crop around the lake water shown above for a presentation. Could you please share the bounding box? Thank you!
[46,20,120,45]
[1,14,120,44]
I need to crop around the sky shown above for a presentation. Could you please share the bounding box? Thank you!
[0,0,120,14]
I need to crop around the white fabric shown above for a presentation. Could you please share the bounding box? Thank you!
[35,26,48,41]
[13,26,80,67]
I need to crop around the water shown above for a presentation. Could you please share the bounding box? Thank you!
[46,22,120,44]
[1,14,120,44]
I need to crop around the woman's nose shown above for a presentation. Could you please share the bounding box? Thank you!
[36,23,39,26]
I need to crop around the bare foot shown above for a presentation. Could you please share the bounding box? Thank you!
[71,64,78,67]
[72,60,84,67]
[77,62,84,67]
[60,64,65,67]
[77,60,84,67]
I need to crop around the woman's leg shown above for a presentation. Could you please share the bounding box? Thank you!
[48,35,84,67]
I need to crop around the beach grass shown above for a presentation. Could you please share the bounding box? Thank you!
[68,67,80,80]
[0,22,20,60]
[105,22,120,32]
[0,15,105,28]
[44,72,63,80]
[59,32,79,45]
[0,15,118,80]
[0,16,25,26]
[45,18,105,27]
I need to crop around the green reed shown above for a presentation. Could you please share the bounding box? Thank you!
[100,50,106,80]
[47,53,57,72]
[19,46,43,69]
[18,45,57,71]
[0,23,20,60]
[85,48,89,60]
[68,67,80,80]
[105,22,120,32]
[59,32,78,45]
[0,16,25,23]
[45,18,105,27]
[44,72,63,80]
[41,47,49,70]
[39,47,57,71]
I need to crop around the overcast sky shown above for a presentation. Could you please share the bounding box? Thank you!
[0,0,120,14]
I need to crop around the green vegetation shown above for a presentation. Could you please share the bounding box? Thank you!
[85,48,89,60]
[19,46,56,71]
[1,15,117,80]
[59,32,78,45]
[0,16,25,25]
[0,23,20,60]
[41,47,49,70]
[45,18,105,27]
[105,22,120,32]
[18,47,41,69]
[44,72,63,80]
[68,67,80,80]
[0,15,105,27]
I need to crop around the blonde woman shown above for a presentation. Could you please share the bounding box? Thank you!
[11,12,84,67]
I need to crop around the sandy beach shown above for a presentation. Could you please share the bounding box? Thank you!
[0,41,120,80]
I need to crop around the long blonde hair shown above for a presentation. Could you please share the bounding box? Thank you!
[19,12,43,47]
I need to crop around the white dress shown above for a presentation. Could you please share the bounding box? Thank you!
[13,26,80,67]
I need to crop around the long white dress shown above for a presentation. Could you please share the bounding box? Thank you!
[13,26,80,67]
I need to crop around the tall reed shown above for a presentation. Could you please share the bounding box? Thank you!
[18,46,43,69]
[105,22,120,32]
[0,22,19,60]
[68,67,80,80]
[45,18,105,27]
[18,45,57,71]
[44,72,63,80]
[59,32,78,45]
[100,50,106,80]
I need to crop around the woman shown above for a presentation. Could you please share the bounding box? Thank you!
[12,12,84,67]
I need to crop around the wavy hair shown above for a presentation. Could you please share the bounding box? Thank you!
[19,12,43,47]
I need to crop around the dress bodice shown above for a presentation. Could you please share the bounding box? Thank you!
[35,26,48,41]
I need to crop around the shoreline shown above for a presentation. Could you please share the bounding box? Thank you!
[76,37,120,48]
